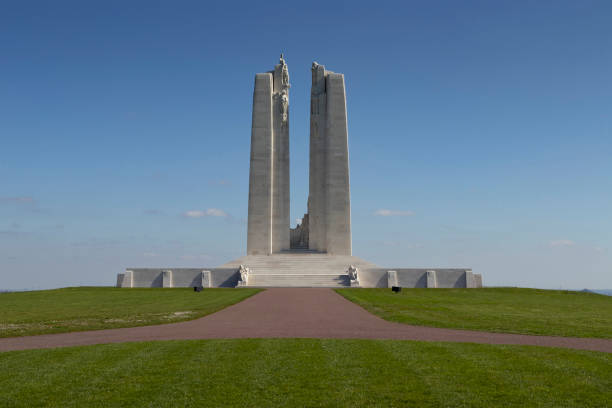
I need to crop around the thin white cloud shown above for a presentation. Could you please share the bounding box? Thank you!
[0,196,47,214]
[374,209,415,217]
[549,240,575,247]
[206,208,228,217]
[143,252,159,257]
[70,238,119,247]
[0,196,35,204]
[0,230,26,236]
[183,208,229,218]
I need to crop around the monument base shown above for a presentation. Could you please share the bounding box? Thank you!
[117,252,482,289]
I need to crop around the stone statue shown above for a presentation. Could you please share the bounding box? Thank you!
[348,265,358,281]
[282,64,289,87]
[278,54,289,88]
[280,89,288,122]
[239,264,249,284]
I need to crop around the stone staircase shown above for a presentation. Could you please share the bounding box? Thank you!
[246,274,349,287]
[219,251,379,288]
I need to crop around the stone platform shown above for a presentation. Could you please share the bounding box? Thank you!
[117,251,482,289]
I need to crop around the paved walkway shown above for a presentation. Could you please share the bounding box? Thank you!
[1,288,611,353]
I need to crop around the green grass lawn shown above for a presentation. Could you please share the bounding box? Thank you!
[0,287,261,338]
[336,287,612,338]
[0,339,610,407]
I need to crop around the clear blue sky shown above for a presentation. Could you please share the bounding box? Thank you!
[1,0,611,290]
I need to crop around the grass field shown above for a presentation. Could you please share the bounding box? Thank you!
[0,338,610,407]
[336,287,612,338]
[0,287,261,337]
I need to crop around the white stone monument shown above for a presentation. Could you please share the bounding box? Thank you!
[116,55,482,289]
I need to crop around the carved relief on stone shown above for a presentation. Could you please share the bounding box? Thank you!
[279,89,288,124]
[282,65,289,87]
[276,53,289,126]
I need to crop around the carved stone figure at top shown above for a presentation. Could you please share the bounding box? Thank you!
[278,53,290,88]
[282,65,289,87]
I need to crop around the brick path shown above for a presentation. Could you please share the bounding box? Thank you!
[1,288,610,352]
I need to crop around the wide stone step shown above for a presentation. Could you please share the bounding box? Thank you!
[245,274,349,287]
[243,263,354,275]
[219,255,381,274]
[249,267,346,272]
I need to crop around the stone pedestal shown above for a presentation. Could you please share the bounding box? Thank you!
[426,270,438,288]
[387,270,398,288]
[473,274,483,288]
[201,270,211,288]
[117,270,133,288]
[162,270,173,288]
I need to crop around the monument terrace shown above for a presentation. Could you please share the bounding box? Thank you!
[116,56,483,289]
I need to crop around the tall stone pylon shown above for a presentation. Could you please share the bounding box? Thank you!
[307,62,352,255]
[247,55,291,255]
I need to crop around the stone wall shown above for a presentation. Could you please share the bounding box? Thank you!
[117,267,481,289]
[354,268,482,288]
[117,268,482,288]
[435,269,469,288]
[118,269,239,288]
